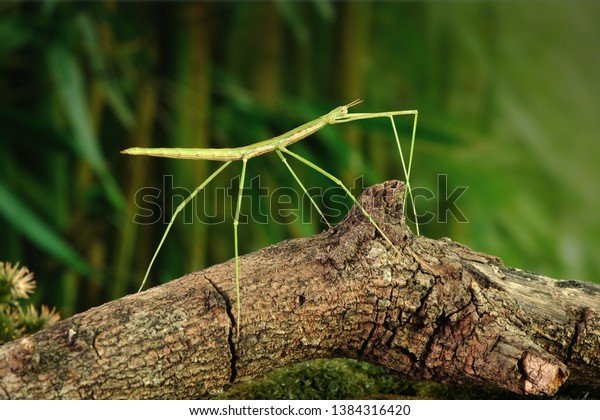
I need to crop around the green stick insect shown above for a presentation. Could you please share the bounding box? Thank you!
[122,99,419,336]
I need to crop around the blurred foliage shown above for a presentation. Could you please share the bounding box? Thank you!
[0,0,598,397]
[0,262,60,344]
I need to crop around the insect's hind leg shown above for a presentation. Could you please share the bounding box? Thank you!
[275,149,332,229]
[137,161,232,293]
[281,147,400,255]
[233,159,248,338]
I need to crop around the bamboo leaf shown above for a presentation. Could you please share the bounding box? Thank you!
[47,43,125,210]
[75,13,135,128]
[0,182,90,275]
[0,17,32,56]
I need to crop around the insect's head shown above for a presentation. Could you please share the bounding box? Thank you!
[328,99,362,123]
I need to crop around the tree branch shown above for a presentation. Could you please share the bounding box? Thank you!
[1,181,598,399]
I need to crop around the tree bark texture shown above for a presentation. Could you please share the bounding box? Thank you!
[1,181,598,399]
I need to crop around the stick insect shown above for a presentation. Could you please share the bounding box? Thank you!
[122,99,419,336]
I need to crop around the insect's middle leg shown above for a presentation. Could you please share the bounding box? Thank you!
[281,147,400,256]
[275,149,332,229]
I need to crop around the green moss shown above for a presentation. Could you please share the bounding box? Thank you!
[216,358,600,400]
[216,359,415,400]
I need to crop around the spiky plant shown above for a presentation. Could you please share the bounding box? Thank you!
[0,262,60,345]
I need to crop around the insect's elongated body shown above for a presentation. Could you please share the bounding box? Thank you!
[122,119,326,161]
[122,99,419,337]
[121,101,355,161]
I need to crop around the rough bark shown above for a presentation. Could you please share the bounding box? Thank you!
[1,181,598,399]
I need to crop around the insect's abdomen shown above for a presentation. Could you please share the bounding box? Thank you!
[120,147,243,161]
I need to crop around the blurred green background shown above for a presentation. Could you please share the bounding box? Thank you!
[1,1,599,317]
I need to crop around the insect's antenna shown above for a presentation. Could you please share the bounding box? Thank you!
[345,99,363,109]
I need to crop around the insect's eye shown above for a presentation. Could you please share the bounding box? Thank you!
[330,105,350,122]
[334,106,348,117]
